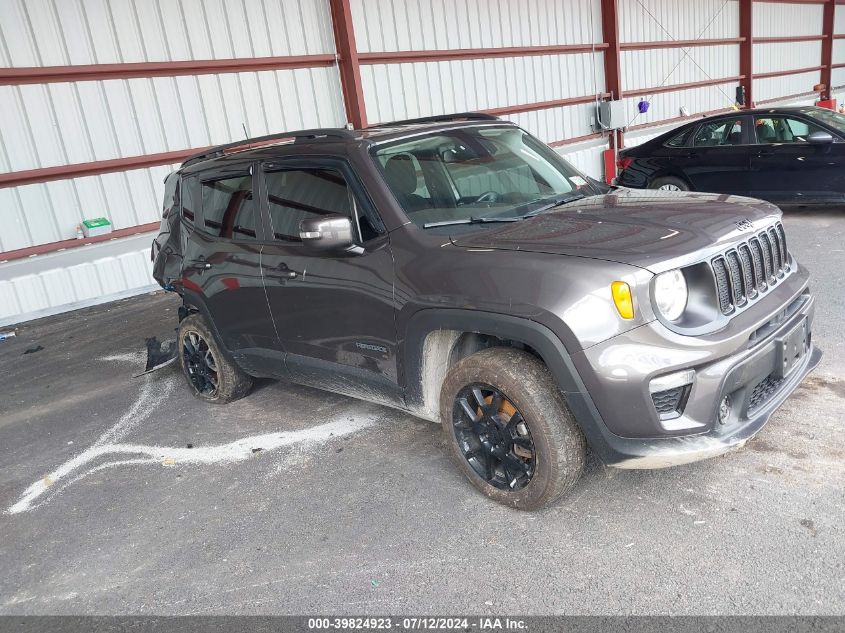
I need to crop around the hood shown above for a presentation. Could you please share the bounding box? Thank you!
[449,188,782,273]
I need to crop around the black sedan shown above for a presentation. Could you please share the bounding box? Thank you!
[615,106,845,205]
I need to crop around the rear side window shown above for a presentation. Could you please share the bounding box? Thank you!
[181,176,198,226]
[664,128,692,147]
[201,175,258,240]
[693,120,744,147]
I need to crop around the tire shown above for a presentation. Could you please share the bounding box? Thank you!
[650,176,690,192]
[177,313,253,404]
[439,347,586,510]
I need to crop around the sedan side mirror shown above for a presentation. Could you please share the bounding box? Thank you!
[299,214,356,251]
[807,131,834,145]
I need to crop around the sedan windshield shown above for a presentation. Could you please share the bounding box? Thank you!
[371,125,599,228]
[802,107,845,134]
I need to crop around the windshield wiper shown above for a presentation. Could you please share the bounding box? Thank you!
[422,216,522,229]
[521,193,586,218]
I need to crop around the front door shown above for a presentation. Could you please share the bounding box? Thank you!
[682,116,752,195]
[257,159,401,405]
[181,165,283,377]
[749,114,845,204]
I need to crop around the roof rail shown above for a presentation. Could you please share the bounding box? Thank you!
[181,128,357,168]
[369,112,501,128]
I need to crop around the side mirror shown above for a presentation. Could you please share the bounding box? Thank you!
[299,214,356,251]
[807,131,834,145]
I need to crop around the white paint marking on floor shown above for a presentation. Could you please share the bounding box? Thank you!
[97,351,147,364]
[6,377,381,514]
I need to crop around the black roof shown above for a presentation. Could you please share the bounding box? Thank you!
[180,112,510,170]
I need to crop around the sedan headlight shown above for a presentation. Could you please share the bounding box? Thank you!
[653,269,688,321]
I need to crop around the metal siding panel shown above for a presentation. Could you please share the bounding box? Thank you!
[753,2,824,38]
[362,52,604,125]
[753,71,822,103]
[623,82,739,129]
[351,0,601,53]
[832,67,845,90]
[753,42,822,75]
[836,4,845,36]
[619,0,739,42]
[833,40,845,67]
[622,44,740,92]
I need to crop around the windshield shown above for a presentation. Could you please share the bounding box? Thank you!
[371,125,599,228]
[802,107,845,134]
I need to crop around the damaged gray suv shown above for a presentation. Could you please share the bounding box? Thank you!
[152,113,821,510]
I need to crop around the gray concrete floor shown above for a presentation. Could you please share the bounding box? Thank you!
[0,209,843,615]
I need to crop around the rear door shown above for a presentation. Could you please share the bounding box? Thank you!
[181,163,283,377]
[682,116,752,194]
[256,158,401,405]
[749,114,845,204]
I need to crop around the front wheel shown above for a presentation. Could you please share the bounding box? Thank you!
[650,176,690,192]
[439,348,586,510]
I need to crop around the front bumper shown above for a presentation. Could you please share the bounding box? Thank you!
[567,265,821,468]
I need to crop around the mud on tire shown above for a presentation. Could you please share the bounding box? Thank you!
[177,313,253,404]
[439,347,586,510]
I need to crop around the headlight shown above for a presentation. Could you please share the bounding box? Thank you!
[653,269,688,321]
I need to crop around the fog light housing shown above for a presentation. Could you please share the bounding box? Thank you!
[718,395,732,424]
[649,369,695,420]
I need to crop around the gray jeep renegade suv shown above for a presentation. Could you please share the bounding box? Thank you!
[152,113,821,510]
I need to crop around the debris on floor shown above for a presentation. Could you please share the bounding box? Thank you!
[23,345,44,355]
[133,336,177,377]
[0,330,16,341]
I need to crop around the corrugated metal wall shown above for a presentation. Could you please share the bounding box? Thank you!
[752,1,823,101]
[833,3,845,90]
[0,0,345,252]
[619,0,739,127]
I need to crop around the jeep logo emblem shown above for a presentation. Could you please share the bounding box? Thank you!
[735,219,754,231]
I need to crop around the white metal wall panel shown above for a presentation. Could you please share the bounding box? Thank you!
[833,39,845,69]
[836,4,845,36]
[351,0,602,52]
[619,0,739,42]
[625,121,686,148]
[621,44,739,92]
[360,52,605,131]
[0,235,157,327]
[752,42,822,74]
[754,70,821,103]
[753,2,823,38]
[621,82,739,129]
[504,102,600,146]
[832,68,845,91]
[0,0,336,66]
[0,67,345,174]
[0,164,175,253]
[555,138,607,180]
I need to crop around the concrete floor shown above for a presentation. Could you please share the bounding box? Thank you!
[0,209,843,615]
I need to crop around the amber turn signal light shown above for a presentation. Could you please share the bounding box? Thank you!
[611,281,635,319]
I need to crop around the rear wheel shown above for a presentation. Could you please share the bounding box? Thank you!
[178,313,253,403]
[650,176,690,192]
[439,348,586,510]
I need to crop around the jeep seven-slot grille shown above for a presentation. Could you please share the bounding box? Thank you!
[711,223,790,315]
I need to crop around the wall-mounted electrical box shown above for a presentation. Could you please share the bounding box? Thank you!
[595,100,626,131]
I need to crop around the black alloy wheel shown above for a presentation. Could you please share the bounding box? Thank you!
[452,384,536,491]
[182,330,219,396]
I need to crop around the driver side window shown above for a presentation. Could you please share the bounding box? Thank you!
[753,116,825,144]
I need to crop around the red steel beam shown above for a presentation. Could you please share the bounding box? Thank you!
[754,35,827,43]
[0,147,207,189]
[739,0,754,108]
[482,93,610,117]
[0,55,336,86]
[624,75,745,98]
[1,222,160,262]
[359,43,608,64]
[753,65,825,79]
[822,0,836,99]
[601,0,623,101]
[329,0,367,128]
[620,37,745,50]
